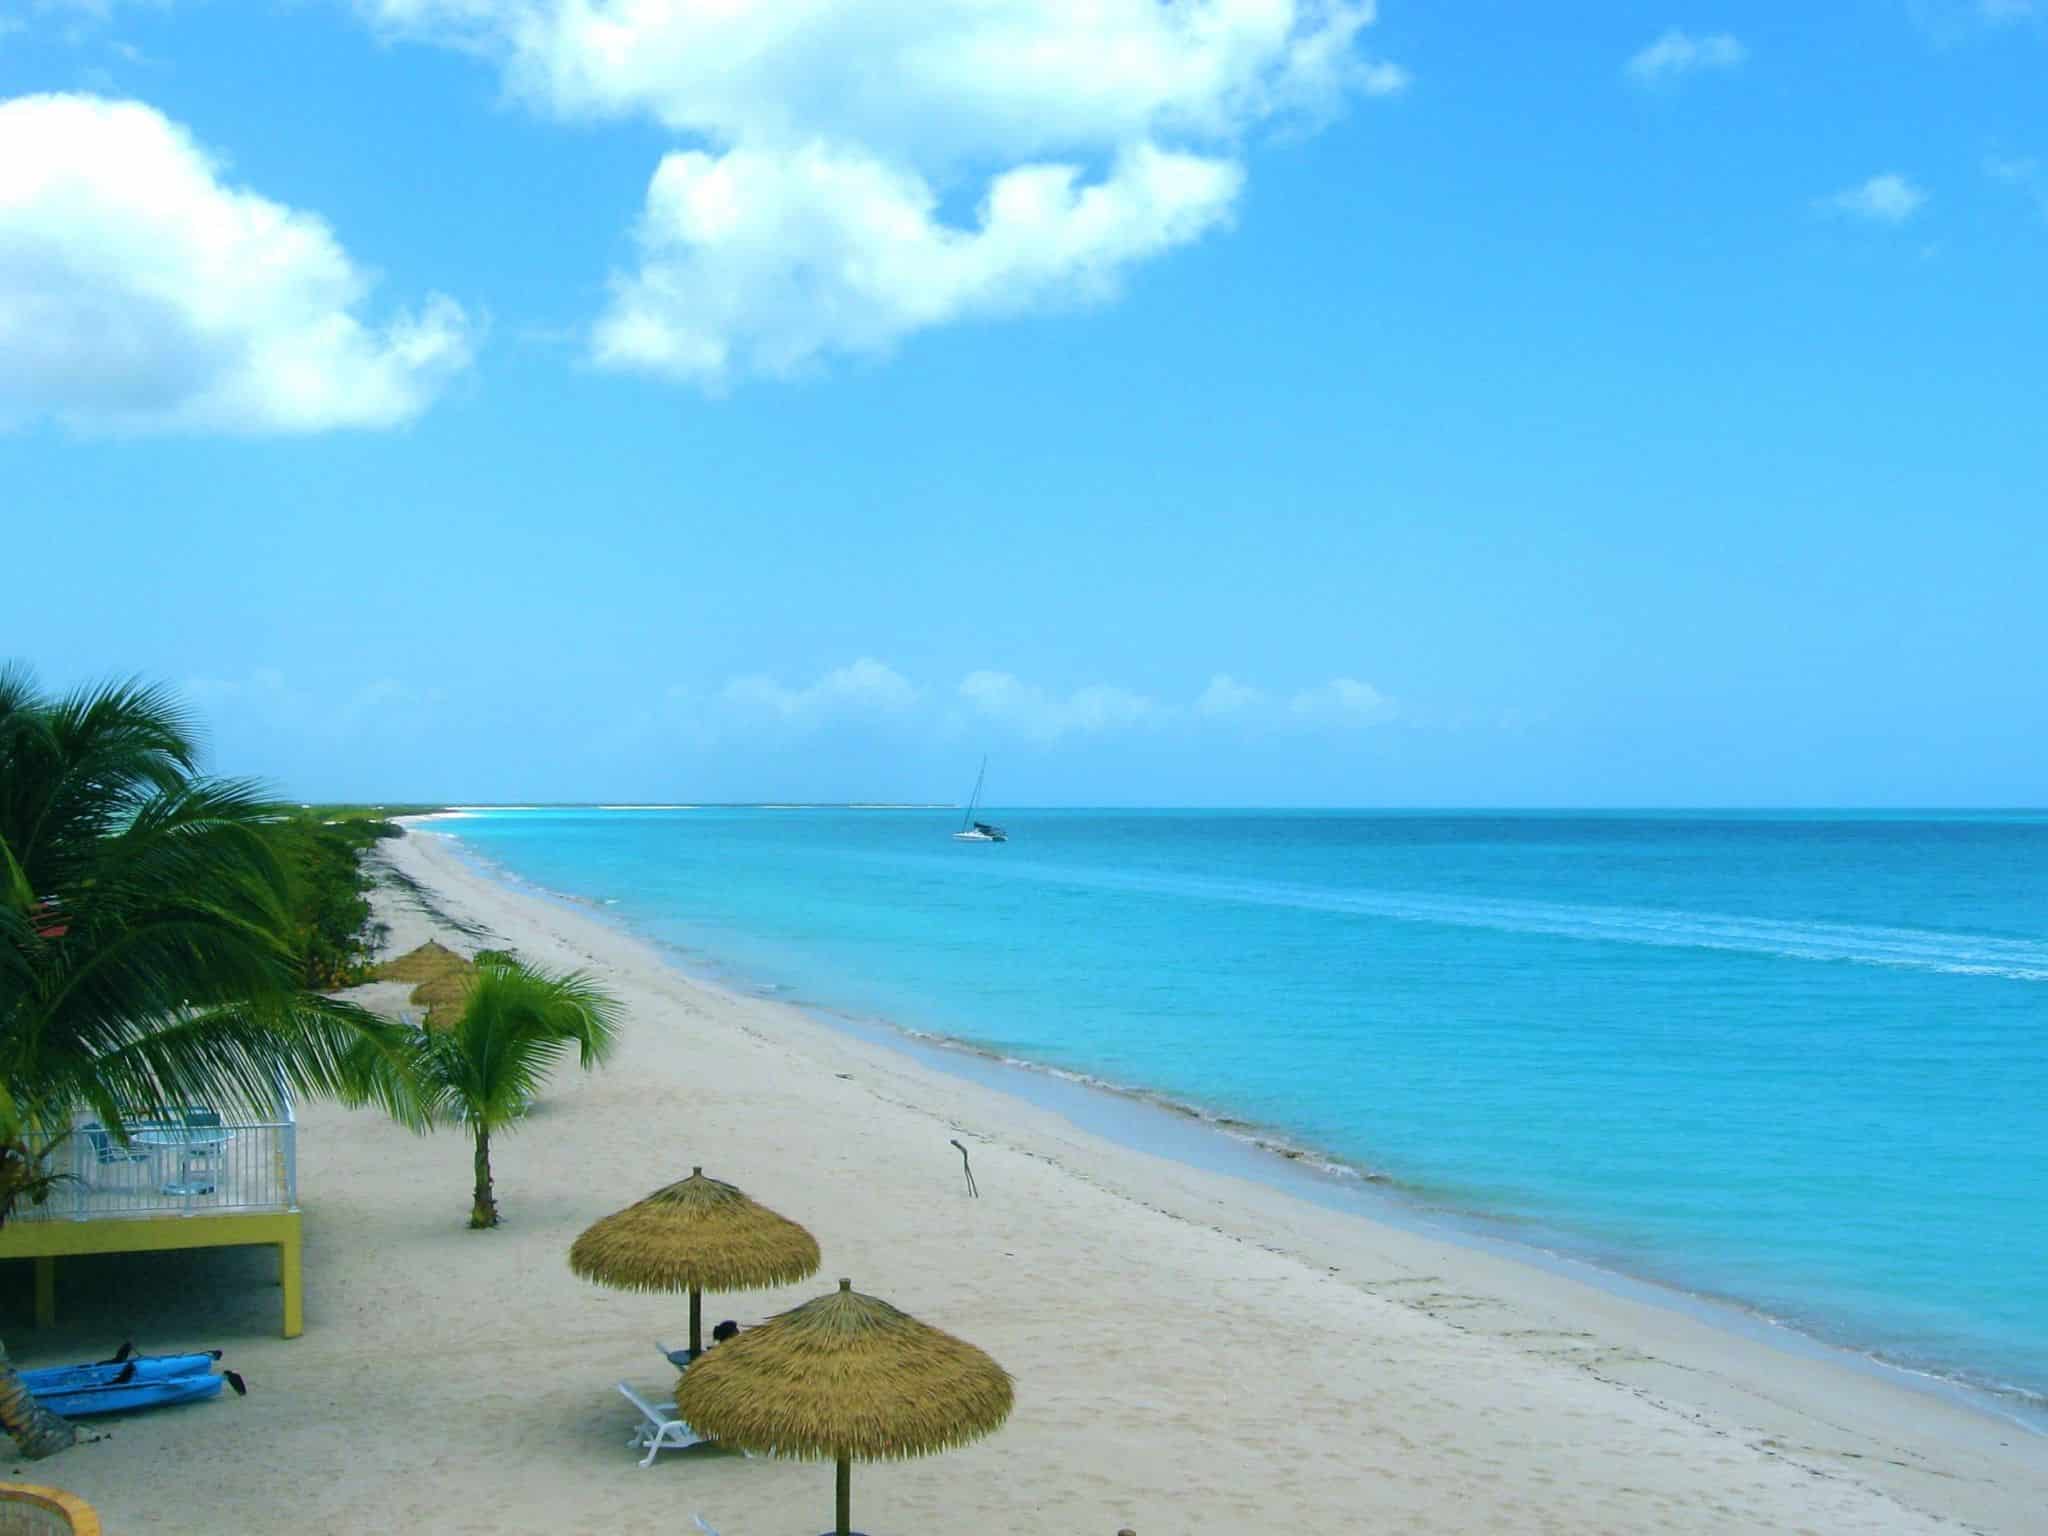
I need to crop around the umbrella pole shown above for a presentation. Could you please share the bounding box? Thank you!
[836,1454,851,1536]
[690,1286,702,1358]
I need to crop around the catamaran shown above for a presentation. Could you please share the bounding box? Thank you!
[953,757,1007,843]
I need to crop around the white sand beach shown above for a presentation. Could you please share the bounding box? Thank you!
[15,826,2043,1534]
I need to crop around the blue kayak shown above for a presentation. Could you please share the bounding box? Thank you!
[21,1350,221,1395]
[32,1370,237,1419]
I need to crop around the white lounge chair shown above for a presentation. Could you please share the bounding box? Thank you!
[620,1382,706,1466]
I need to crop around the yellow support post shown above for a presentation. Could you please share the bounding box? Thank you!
[278,1226,303,1339]
[32,1257,55,1329]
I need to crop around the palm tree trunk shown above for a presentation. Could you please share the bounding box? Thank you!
[0,1336,77,1459]
[469,1124,498,1229]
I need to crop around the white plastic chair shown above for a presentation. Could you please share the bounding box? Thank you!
[619,1382,705,1466]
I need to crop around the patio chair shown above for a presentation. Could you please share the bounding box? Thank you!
[79,1123,153,1188]
[619,1382,706,1466]
[164,1106,233,1170]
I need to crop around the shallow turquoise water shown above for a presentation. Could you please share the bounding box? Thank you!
[433,807,2048,1412]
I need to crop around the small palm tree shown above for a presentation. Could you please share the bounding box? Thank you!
[374,953,620,1228]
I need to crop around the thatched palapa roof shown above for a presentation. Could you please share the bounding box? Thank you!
[568,1168,820,1294]
[370,940,471,984]
[409,969,476,1015]
[671,1278,1014,1462]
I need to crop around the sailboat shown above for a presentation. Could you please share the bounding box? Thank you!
[952,757,1007,843]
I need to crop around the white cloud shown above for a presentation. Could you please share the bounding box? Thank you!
[597,141,1241,383]
[1820,172,1927,223]
[1195,672,1264,716]
[1625,29,1746,84]
[362,0,1383,153]
[1359,60,1410,96]
[0,94,475,434]
[957,667,1395,738]
[723,658,918,723]
[1906,0,2045,42]
[1289,676,1395,725]
[357,1,1396,387]
[654,660,1418,744]
[957,671,1160,741]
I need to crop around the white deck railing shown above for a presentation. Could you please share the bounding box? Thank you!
[20,1100,299,1222]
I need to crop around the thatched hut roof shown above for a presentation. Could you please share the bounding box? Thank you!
[671,1278,1013,1462]
[408,969,476,1015]
[370,940,471,984]
[568,1168,820,1294]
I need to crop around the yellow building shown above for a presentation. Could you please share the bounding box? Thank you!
[0,1100,303,1339]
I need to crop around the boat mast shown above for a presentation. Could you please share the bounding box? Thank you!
[961,756,987,832]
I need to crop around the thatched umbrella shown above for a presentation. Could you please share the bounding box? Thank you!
[568,1168,820,1359]
[409,968,476,1027]
[673,1277,1013,1536]
[371,939,470,984]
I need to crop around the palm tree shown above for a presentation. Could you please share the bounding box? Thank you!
[374,952,620,1228]
[0,665,417,1457]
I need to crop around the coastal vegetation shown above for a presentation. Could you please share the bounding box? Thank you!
[271,808,405,988]
[356,951,621,1228]
[0,667,417,1457]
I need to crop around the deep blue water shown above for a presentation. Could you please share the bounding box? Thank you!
[430,807,2048,1413]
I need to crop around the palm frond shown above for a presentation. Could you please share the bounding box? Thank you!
[393,954,625,1135]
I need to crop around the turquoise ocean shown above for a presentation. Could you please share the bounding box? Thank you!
[429,807,2047,1420]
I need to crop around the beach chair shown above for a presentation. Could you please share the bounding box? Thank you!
[176,1106,231,1172]
[619,1382,706,1466]
[79,1123,153,1187]
[657,1339,695,1370]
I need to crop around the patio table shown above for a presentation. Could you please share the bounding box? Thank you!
[131,1124,232,1196]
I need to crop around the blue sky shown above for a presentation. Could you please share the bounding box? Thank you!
[4,2,2044,806]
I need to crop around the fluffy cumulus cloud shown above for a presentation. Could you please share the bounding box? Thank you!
[723,658,919,723]
[1195,672,1263,717]
[358,1,1398,387]
[957,671,1162,741]
[1821,172,1927,224]
[595,142,1242,380]
[1288,676,1395,724]
[0,94,475,434]
[1625,29,1746,84]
